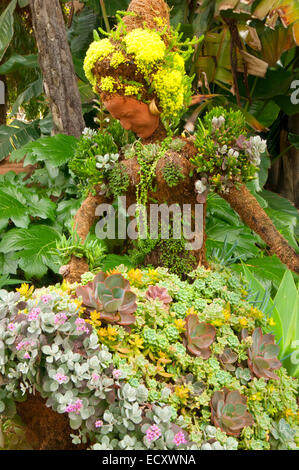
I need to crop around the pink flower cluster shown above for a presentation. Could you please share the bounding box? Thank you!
[91,373,100,382]
[146,424,162,442]
[65,398,83,414]
[95,420,103,428]
[16,339,34,351]
[173,431,187,446]
[28,307,40,321]
[8,323,15,331]
[54,312,67,325]
[112,369,122,379]
[75,318,89,334]
[55,373,68,384]
[41,294,52,303]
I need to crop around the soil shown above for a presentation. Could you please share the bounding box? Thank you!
[16,392,89,450]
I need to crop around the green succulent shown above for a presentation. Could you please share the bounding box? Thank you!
[76,272,137,326]
[242,328,282,381]
[210,388,254,436]
[184,314,216,359]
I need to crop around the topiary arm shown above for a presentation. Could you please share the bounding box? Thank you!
[221,184,299,274]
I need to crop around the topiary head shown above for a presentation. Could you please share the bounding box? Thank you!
[83,13,198,135]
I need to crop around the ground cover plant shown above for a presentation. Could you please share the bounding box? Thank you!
[0,265,298,450]
[0,0,298,453]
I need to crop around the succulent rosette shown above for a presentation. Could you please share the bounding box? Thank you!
[184,314,216,359]
[242,328,282,380]
[76,271,137,326]
[210,388,254,436]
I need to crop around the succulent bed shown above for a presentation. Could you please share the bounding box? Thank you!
[0,265,298,450]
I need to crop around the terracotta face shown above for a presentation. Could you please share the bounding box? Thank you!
[103,95,159,139]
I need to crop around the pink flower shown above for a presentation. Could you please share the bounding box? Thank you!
[65,398,83,415]
[112,369,122,379]
[55,373,68,384]
[173,431,187,446]
[41,294,52,303]
[28,307,40,321]
[16,341,25,351]
[92,373,100,381]
[54,312,67,325]
[75,318,89,334]
[95,420,103,428]
[146,424,162,442]
[8,323,15,331]
[23,352,30,359]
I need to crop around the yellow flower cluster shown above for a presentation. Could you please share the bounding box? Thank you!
[124,84,142,97]
[110,51,127,68]
[123,28,166,76]
[16,283,34,299]
[100,76,118,93]
[127,268,143,287]
[152,67,185,121]
[83,39,115,85]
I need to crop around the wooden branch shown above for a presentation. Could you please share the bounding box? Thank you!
[221,184,299,273]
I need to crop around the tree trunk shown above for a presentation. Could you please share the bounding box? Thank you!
[29,0,85,138]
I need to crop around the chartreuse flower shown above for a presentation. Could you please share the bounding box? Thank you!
[152,67,185,121]
[100,76,117,93]
[123,28,166,76]
[84,39,115,85]
[127,269,143,287]
[16,283,34,299]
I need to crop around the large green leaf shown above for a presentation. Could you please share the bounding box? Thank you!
[10,134,78,167]
[273,270,298,358]
[241,264,283,343]
[0,53,38,74]
[0,119,40,161]
[0,183,56,229]
[0,0,17,62]
[0,225,61,278]
[10,78,43,116]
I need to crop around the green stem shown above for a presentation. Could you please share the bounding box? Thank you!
[100,0,110,34]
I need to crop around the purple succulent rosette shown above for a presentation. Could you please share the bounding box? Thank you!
[145,285,172,304]
[210,388,254,436]
[184,314,216,359]
[242,328,282,380]
[76,272,137,326]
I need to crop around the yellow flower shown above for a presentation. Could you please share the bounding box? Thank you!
[239,317,248,328]
[16,283,34,299]
[223,303,231,321]
[84,39,115,85]
[100,76,117,93]
[174,319,186,333]
[250,393,262,401]
[127,269,143,286]
[211,319,223,327]
[106,325,118,341]
[249,306,263,319]
[147,268,160,283]
[123,28,166,75]
[285,408,295,418]
[128,335,144,350]
[98,328,107,338]
[86,310,101,328]
[186,306,197,316]
[175,385,190,402]
[268,317,276,326]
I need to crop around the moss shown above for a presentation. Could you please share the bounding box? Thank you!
[107,163,130,198]
[159,238,197,278]
[162,161,185,188]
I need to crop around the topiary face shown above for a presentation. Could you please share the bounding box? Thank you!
[103,95,160,139]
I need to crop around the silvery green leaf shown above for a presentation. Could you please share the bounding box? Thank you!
[103,410,114,424]
[41,345,52,355]
[201,443,213,450]
[50,381,59,392]
[136,384,148,403]
[0,400,5,412]
[69,416,82,430]
[5,336,16,345]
